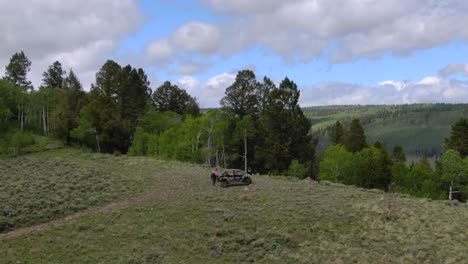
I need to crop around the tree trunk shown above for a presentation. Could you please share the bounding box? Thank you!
[244,129,247,172]
[95,129,101,153]
[222,145,226,168]
[42,105,47,136]
[20,109,24,132]
[449,180,453,200]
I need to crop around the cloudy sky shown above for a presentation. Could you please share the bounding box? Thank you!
[1,0,468,107]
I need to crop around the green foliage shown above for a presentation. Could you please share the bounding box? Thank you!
[318,145,353,183]
[42,61,66,88]
[72,60,151,153]
[0,80,12,122]
[439,150,465,184]
[307,104,467,156]
[287,160,308,178]
[392,145,406,162]
[260,77,313,173]
[4,51,33,91]
[152,81,200,116]
[344,119,367,153]
[445,117,468,157]
[220,70,259,118]
[329,121,344,145]
[403,163,439,198]
[9,130,35,155]
[353,146,392,190]
[140,109,182,134]
[128,127,159,156]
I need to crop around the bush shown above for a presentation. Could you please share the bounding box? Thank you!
[288,160,308,179]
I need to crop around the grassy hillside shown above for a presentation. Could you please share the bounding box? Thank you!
[1,149,467,263]
[304,104,468,155]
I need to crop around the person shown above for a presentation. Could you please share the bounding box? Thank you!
[211,166,220,186]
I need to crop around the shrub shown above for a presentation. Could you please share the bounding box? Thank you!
[288,160,308,179]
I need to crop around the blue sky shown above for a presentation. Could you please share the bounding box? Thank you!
[1,0,468,107]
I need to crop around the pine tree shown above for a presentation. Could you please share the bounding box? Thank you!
[344,119,367,153]
[445,117,468,157]
[42,61,66,89]
[392,145,406,162]
[329,121,344,145]
[152,81,200,116]
[4,51,33,91]
[220,70,259,119]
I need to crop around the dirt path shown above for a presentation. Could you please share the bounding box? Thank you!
[0,186,183,240]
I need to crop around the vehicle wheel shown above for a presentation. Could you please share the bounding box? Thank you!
[244,177,252,185]
[221,180,228,188]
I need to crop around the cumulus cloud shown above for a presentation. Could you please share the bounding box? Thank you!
[177,71,468,109]
[196,0,468,63]
[439,63,468,77]
[146,39,175,64]
[0,0,143,89]
[173,60,212,75]
[300,76,468,106]
[177,73,235,107]
[171,21,221,54]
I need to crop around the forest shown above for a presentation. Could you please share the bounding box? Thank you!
[1,51,467,201]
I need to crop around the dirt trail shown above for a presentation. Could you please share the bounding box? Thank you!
[0,186,183,240]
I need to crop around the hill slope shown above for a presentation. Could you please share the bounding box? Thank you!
[304,104,468,155]
[1,150,467,263]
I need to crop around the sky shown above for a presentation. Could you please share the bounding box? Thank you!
[1,0,468,107]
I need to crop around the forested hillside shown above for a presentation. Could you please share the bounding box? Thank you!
[304,104,467,155]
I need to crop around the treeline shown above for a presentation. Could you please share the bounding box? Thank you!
[0,51,314,176]
[0,52,199,155]
[128,70,315,176]
[318,118,468,201]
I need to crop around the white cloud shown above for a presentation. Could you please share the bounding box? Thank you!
[146,39,175,64]
[178,68,468,108]
[177,73,235,108]
[439,63,468,77]
[0,0,143,89]
[300,77,468,106]
[173,61,212,75]
[198,0,468,63]
[171,21,221,54]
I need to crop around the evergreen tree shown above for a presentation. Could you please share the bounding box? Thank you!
[329,121,344,145]
[73,60,152,153]
[42,61,66,88]
[220,70,259,119]
[344,119,367,153]
[261,77,313,173]
[353,147,392,190]
[51,70,86,143]
[392,145,406,162]
[445,117,468,157]
[152,81,200,116]
[4,51,33,91]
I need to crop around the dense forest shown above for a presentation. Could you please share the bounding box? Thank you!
[1,51,467,201]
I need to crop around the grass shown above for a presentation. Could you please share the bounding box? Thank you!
[1,149,467,263]
[0,149,188,232]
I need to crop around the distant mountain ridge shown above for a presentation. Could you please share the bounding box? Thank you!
[303,104,468,155]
